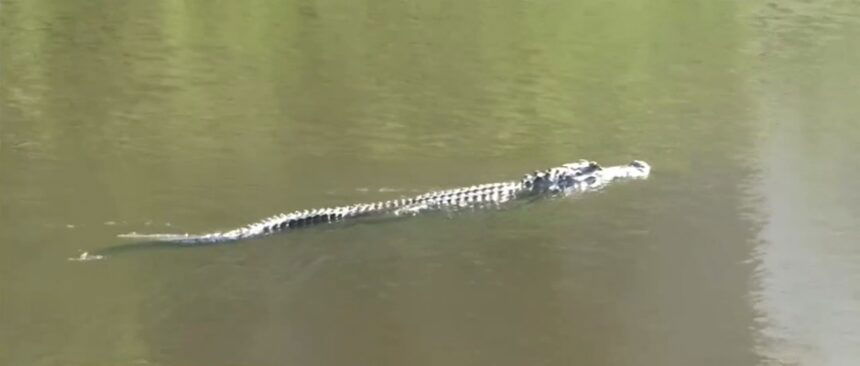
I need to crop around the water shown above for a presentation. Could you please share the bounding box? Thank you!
[2,0,859,365]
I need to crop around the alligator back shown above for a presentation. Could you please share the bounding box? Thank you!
[117,160,649,244]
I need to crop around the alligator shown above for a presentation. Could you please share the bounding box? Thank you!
[118,160,650,245]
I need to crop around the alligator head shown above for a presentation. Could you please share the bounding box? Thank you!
[522,160,650,194]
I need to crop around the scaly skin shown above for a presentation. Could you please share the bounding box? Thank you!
[118,160,650,244]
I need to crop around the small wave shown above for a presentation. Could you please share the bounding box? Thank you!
[67,251,105,262]
[368,187,426,193]
[332,187,428,194]
[118,232,192,241]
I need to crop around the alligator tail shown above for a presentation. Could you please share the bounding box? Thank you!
[116,198,416,244]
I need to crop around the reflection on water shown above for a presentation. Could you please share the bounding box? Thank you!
[748,3,860,362]
[1,0,859,365]
[754,129,860,364]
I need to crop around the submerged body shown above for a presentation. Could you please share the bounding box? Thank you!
[119,160,650,244]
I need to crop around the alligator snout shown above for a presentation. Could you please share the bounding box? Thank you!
[628,160,651,177]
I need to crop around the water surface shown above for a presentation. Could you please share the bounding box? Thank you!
[2,0,859,365]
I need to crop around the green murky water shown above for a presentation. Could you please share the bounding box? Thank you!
[2,1,859,365]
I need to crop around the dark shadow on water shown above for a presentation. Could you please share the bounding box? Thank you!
[65,239,239,262]
[92,239,232,257]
